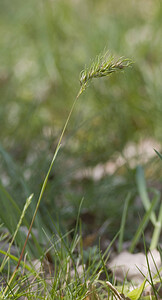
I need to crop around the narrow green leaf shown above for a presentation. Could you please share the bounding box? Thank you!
[150,202,162,250]
[130,194,159,253]
[154,149,162,160]
[136,165,157,225]
[0,250,32,272]
[0,184,41,256]
[127,278,146,300]
[118,192,131,253]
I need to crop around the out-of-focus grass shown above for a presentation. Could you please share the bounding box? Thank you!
[0,0,162,242]
[0,0,162,156]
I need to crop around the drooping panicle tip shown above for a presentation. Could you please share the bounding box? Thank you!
[78,51,133,97]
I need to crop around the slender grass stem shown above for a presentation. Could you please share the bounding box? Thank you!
[118,192,131,253]
[136,166,157,226]
[130,194,159,253]
[0,194,33,274]
[150,203,162,250]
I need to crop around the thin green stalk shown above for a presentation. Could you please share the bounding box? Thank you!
[154,149,162,160]
[0,250,33,272]
[144,239,158,300]
[0,194,33,273]
[136,165,161,250]
[150,203,162,250]
[129,194,159,253]
[136,165,157,226]
[118,192,131,253]
[0,184,41,255]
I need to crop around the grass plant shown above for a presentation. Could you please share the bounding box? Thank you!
[0,51,132,299]
[0,223,119,299]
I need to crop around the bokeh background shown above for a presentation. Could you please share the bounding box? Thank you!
[0,0,162,254]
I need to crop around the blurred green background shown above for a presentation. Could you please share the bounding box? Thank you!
[0,0,162,250]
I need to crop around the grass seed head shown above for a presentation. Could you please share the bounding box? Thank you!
[79,51,132,96]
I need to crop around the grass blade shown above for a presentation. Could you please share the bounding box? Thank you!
[136,165,157,226]
[154,149,162,160]
[0,194,33,273]
[118,192,131,253]
[144,239,158,300]
[150,202,162,250]
[130,194,159,253]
